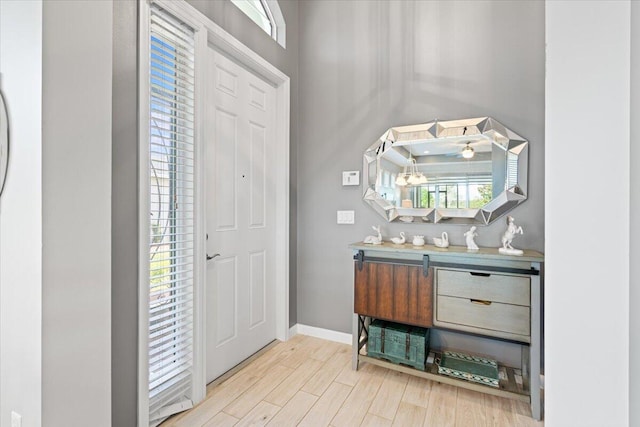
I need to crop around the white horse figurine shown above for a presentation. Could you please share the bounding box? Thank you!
[499,216,524,255]
[391,231,406,245]
[364,225,382,245]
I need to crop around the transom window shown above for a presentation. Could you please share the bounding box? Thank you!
[230,0,286,48]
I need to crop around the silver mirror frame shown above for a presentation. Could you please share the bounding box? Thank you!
[363,117,528,225]
[0,90,8,197]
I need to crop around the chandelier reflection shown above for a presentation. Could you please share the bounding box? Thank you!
[395,154,427,186]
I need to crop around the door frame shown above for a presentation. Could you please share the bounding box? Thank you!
[138,0,290,423]
[194,4,291,346]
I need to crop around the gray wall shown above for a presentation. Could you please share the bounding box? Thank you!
[631,2,639,425]
[111,1,300,425]
[546,1,630,425]
[0,2,43,426]
[42,1,113,426]
[297,0,545,350]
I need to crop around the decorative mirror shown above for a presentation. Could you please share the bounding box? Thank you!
[363,117,528,225]
[0,90,8,197]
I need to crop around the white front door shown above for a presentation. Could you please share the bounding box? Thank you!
[205,47,277,383]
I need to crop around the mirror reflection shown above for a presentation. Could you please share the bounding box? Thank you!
[0,91,8,197]
[363,117,528,225]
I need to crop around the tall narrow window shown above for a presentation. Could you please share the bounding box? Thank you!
[146,4,196,425]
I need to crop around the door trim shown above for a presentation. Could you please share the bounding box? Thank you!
[138,0,290,423]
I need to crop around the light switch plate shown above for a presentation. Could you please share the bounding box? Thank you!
[337,210,355,224]
[342,171,359,186]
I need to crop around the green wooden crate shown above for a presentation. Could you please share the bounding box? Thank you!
[368,319,430,371]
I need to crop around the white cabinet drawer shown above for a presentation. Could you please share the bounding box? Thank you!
[435,295,530,339]
[436,269,530,306]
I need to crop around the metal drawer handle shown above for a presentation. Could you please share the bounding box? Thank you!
[470,272,491,277]
[470,299,492,306]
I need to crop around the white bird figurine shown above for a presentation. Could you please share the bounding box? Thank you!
[363,225,382,245]
[391,232,406,245]
[433,231,449,248]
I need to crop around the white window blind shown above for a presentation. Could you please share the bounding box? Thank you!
[506,152,519,191]
[147,5,196,425]
[421,175,493,186]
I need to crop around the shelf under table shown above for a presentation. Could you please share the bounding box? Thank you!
[357,349,530,403]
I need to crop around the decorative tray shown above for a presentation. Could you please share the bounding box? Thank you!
[435,351,499,388]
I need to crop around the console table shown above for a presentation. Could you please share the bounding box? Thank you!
[349,242,544,420]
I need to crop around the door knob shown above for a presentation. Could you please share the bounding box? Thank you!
[206,253,220,261]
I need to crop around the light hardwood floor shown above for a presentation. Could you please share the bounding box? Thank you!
[161,335,544,427]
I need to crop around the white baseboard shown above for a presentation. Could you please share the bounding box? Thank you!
[289,323,352,345]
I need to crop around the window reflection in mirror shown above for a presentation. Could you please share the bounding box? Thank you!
[411,182,493,209]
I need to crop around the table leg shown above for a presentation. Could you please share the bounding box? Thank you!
[530,263,542,420]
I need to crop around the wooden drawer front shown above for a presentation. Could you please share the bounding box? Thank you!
[354,262,433,328]
[436,269,530,306]
[436,295,530,337]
